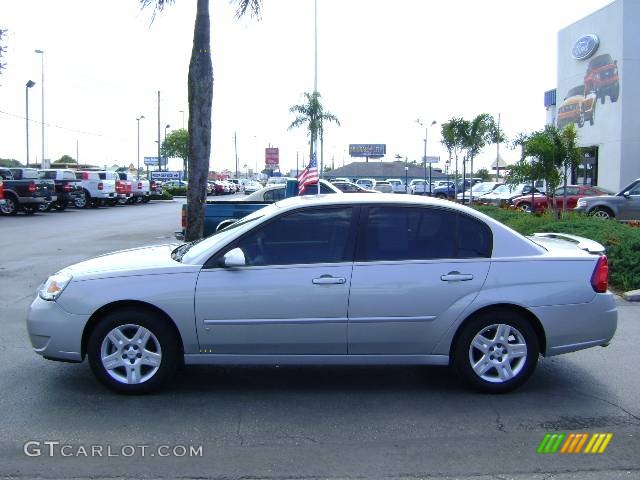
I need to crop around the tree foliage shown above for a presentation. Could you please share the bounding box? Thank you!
[162,128,189,176]
[507,124,582,217]
[288,92,340,160]
[54,154,75,164]
[0,28,7,77]
[141,0,262,241]
[441,114,502,200]
[476,168,491,181]
[0,158,22,167]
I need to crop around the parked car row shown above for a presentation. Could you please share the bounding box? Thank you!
[0,167,160,215]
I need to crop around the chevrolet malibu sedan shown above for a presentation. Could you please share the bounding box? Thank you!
[27,194,616,394]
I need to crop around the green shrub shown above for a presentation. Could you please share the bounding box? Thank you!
[151,190,173,200]
[474,205,640,292]
[164,186,187,196]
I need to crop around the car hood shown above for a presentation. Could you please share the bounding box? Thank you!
[59,244,200,281]
[578,194,623,205]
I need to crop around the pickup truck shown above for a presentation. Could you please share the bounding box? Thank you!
[117,172,150,203]
[0,179,4,207]
[0,168,56,215]
[98,171,132,205]
[75,171,117,208]
[176,179,340,240]
[38,169,85,210]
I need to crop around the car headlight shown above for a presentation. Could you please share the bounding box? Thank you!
[38,272,73,301]
[576,199,587,208]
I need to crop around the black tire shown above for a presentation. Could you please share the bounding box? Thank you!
[87,308,179,395]
[590,206,614,220]
[610,85,619,103]
[55,199,67,211]
[74,194,87,209]
[436,193,447,199]
[90,199,101,208]
[108,199,118,206]
[22,205,37,215]
[0,194,19,215]
[83,191,93,209]
[452,309,539,393]
[141,195,150,203]
[38,203,52,213]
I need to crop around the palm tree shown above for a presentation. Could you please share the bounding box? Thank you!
[288,92,340,167]
[141,0,261,241]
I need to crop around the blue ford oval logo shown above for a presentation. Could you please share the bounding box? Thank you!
[572,34,599,60]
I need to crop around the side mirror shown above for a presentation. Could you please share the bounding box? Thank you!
[623,191,631,198]
[223,248,246,268]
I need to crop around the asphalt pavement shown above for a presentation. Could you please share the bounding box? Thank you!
[0,199,639,480]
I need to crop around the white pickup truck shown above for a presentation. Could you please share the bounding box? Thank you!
[117,172,150,203]
[75,171,117,207]
[98,171,132,205]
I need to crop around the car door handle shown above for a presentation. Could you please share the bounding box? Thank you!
[440,272,474,282]
[312,276,346,285]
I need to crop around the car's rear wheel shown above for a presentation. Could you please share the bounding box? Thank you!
[38,203,52,212]
[590,207,614,220]
[73,195,86,208]
[141,195,150,203]
[453,310,539,393]
[88,308,179,394]
[55,199,67,211]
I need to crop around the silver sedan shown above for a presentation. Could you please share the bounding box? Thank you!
[27,194,617,394]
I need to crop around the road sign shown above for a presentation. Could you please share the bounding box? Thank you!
[144,157,168,166]
[150,171,182,181]
[349,144,386,158]
[265,148,279,167]
[422,155,440,164]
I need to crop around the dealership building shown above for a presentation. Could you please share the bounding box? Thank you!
[545,0,640,192]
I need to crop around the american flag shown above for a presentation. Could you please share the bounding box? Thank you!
[297,153,319,195]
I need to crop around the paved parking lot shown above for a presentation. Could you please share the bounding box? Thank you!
[0,200,639,479]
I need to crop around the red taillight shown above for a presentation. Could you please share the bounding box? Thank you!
[591,256,609,293]
[181,206,187,229]
[115,181,123,193]
[82,172,89,180]
[150,181,156,190]
[98,182,104,190]
[28,181,37,193]
[63,184,72,192]
[0,180,4,199]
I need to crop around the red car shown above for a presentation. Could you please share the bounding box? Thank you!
[512,185,612,213]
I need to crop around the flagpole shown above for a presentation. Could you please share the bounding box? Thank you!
[314,0,320,195]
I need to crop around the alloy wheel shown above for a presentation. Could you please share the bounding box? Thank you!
[468,323,527,384]
[100,324,162,385]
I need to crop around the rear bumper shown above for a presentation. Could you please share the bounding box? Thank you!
[19,196,56,205]
[531,292,617,356]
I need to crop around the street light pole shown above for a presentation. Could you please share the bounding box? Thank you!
[25,80,36,166]
[34,50,44,168]
[136,115,145,180]
[164,124,170,172]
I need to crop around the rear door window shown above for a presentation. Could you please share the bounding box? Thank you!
[358,206,492,262]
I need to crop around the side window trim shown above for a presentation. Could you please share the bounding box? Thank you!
[354,204,493,263]
[205,205,361,269]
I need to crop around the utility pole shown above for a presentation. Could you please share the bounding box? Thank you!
[496,112,501,181]
[157,91,161,179]
[234,131,239,179]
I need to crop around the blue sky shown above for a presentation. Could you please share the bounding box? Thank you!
[0,0,613,174]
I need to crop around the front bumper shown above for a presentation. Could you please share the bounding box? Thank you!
[26,295,90,363]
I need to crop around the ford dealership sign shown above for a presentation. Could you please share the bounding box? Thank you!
[572,34,599,60]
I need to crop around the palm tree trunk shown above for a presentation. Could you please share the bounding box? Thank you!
[185,0,213,241]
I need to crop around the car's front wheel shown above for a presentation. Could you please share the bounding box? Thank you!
[87,309,179,394]
[590,207,614,220]
[453,310,539,393]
